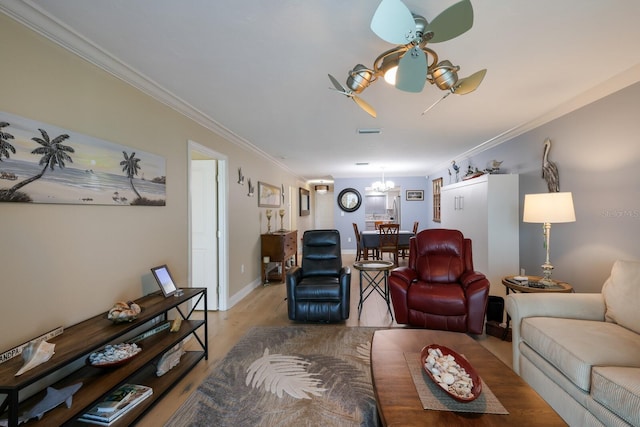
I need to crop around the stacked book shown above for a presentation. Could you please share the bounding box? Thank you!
[78,383,152,426]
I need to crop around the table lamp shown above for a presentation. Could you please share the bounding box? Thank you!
[523,192,576,284]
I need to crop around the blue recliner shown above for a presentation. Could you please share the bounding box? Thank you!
[286,229,351,322]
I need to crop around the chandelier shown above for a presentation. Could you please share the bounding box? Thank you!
[371,171,395,192]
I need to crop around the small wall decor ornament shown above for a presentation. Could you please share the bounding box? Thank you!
[542,138,560,192]
[247,178,254,196]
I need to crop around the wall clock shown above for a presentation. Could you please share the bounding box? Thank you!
[337,188,362,212]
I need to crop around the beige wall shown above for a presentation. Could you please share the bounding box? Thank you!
[0,14,309,350]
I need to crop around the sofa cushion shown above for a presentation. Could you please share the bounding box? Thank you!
[602,259,640,334]
[590,366,640,427]
[521,317,640,391]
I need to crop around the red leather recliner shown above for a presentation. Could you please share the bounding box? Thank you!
[389,229,490,334]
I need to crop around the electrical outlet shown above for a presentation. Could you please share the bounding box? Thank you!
[347,237,351,242]
[520,268,525,276]
[241,264,245,273]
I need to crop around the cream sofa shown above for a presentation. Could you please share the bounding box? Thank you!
[506,260,640,427]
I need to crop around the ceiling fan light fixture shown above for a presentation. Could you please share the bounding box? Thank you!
[347,64,374,93]
[379,52,402,85]
[430,60,460,90]
[384,66,398,85]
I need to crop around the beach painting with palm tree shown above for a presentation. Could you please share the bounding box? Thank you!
[0,111,165,205]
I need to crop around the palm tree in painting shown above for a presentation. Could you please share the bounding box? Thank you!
[120,151,142,200]
[5,128,74,197]
[0,122,15,161]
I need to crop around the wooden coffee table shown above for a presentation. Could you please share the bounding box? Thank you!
[371,329,567,426]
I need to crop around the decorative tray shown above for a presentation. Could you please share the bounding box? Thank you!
[420,344,482,402]
[87,343,142,368]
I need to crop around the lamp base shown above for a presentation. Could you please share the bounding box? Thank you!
[539,262,554,285]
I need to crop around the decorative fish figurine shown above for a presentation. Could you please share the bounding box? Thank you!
[20,383,83,422]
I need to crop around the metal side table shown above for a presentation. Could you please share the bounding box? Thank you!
[353,260,395,320]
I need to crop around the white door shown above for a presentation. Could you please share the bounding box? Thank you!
[315,191,334,229]
[191,159,218,310]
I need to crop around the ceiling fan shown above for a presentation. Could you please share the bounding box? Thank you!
[328,0,486,117]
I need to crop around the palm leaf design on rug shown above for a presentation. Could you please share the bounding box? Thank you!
[166,326,383,427]
[246,348,327,399]
[355,341,371,365]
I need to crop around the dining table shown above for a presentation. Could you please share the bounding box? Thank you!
[360,230,415,260]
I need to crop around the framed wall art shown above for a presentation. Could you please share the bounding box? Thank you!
[0,110,166,206]
[299,187,310,216]
[258,181,281,207]
[406,190,424,201]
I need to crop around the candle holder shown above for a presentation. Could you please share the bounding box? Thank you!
[279,209,285,231]
[263,256,270,284]
[266,209,273,233]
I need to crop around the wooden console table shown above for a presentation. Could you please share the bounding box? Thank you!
[261,230,297,283]
[0,288,207,427]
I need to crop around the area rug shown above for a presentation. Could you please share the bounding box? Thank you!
[165,326,382,427]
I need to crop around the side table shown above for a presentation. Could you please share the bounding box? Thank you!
[501,275,573,339]
[353,260,395,320]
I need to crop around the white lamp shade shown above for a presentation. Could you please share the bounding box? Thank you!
[523,192,576,223]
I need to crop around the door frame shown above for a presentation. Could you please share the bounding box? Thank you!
[188,140,229,310]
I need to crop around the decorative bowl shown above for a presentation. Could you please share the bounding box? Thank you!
[87,343,142,368]
[107,301,142,323]
[420,344,482,403]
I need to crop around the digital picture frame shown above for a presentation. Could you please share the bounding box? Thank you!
[150,264,179,297]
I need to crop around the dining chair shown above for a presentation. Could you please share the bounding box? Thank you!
[377,223,400,266]
[353,223,376,261]
[399,221,419,259]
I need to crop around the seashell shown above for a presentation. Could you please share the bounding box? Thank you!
[442,373,455,385]
[423,345,479,401]
[16,340,55,376]
[108,301,141,323]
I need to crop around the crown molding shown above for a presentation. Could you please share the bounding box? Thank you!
[0,0,302,179]
[427,62,640,175]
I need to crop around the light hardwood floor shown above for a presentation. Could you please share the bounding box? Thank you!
[137,254,513,426]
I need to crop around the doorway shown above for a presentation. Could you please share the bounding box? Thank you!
[188,140,229,311]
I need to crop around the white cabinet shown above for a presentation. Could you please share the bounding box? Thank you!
[441,174,519,300]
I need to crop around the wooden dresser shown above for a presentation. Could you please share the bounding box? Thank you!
[261,230,297,283]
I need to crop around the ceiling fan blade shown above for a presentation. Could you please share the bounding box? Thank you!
[453,69,486,95]
[421,92,451,115]
[353,96,377,118]
[425,0,474,43]
[370,0,416,45]
[395,47,427,93]
[328,73,347,93]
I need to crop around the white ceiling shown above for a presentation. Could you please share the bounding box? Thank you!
[3,0,640,181]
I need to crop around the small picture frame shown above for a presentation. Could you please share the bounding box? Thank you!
[406,190,424,201]
[151,264,179,297]
[258,181,281,208]
[299,187,310,216]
